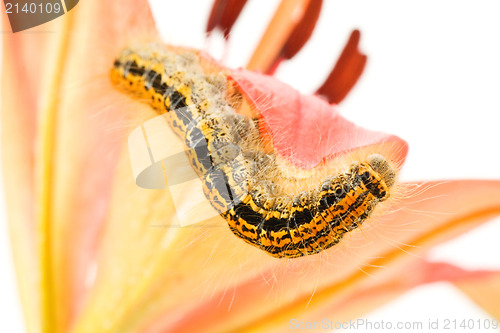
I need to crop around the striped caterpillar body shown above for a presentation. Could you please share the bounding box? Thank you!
[111,43,397,258]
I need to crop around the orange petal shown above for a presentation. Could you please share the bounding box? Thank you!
[454,272,500,319]
[136,180,500,333]
[5,3,500,333]
[44,2,157,331]
[315,29,368,104]
[2,1,157,332]
[407,261,500,320]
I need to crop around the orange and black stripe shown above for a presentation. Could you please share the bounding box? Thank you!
[111,43,396,258]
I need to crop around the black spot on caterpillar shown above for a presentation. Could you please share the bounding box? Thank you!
[110,43,397,258]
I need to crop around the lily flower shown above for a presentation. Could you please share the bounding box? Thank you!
[1,1,499,332]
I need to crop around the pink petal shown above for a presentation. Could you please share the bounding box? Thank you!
[228,68,408,168]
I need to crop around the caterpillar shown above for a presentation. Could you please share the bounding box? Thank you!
[110,43,397,258]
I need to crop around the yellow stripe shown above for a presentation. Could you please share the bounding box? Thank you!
[36,9,74,333]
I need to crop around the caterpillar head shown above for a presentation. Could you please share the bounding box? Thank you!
[366,154,397,188]
[352,154,397,201]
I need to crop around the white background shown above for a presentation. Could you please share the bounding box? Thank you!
[1,1,500,332]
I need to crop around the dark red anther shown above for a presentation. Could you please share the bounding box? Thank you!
[206,0,248,39]
[315,29,367,104]
[266,0,323,74]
